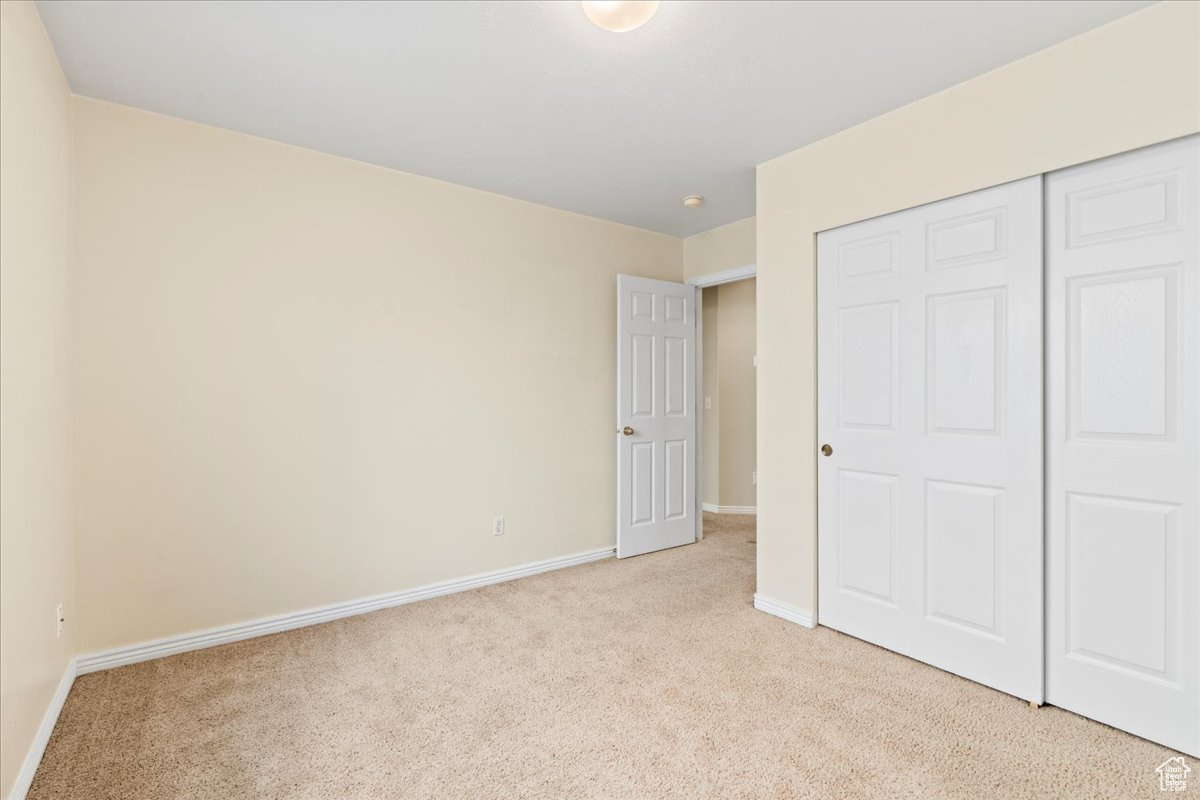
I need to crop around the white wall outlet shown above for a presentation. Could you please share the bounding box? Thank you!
[492,516,505,536]
[56,603,64,638]
[752,471,757,485]
[704,396,712,410]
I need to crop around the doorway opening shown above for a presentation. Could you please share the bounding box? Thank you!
[695,273,756,541]
[614,266,754,557]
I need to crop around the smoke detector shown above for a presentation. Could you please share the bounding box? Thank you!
[682,195,704,209]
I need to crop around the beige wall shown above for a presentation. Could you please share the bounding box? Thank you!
[70,98,681,654]
[0,2,76,796]
[701,288,720,506]
[682,216,754,282]
[700,279,757,510]
[689,217,757,511]
[756,1,1200,615]
[716,279,756,509]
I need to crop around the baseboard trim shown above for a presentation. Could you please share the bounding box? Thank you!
[76,546,616,675]
[753,594,817,628]
[11,657,76,800]
[702,503,757,515]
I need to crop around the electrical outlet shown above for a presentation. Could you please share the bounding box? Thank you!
[492,516,505,536]
[752,471,757,485]
[704,396,712,410]
[56,603,64,638]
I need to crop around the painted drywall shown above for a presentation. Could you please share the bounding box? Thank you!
[0,2,76,796]
[682,216,754,282]
[755,1,1200,616]
[689,219,756,511]
[70,98,681,654]
[700,279,757,510]
[701,288,720,506]
[716,279,756,509]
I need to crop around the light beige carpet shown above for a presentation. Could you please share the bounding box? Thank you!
[31,514,1179,799]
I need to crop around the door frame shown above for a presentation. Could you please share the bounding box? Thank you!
[686,263,757,540]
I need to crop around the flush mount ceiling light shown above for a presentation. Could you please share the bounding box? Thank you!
[682,195,704,209]
[581,1,660,33]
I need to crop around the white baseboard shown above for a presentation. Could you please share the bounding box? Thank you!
[76,546,615,675]
[702,503,757,515]
[753,594,817,628]
[11,657,76,800]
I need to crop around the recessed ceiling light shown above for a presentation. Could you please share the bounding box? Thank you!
[581,1,660,33]
[682,195,704,209]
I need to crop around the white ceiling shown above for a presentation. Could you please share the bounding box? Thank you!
[36,0,1152,236]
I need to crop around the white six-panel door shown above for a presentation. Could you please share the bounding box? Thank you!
[617,275,697,558]
[1045,135,1199,756]
[817,177,1044,702]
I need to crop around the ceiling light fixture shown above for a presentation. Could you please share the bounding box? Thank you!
[581,1,660,33]
[682,195,704,209]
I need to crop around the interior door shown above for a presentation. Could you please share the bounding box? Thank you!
[616,275,697,558]
[816,177,1043,702]
[1045,135,1199,756]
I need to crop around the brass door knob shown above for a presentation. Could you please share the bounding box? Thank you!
[622,426,635,436]
[821,443,833,457]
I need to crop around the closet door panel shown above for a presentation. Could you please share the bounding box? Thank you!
[1046,134,1199,756]
[817,177,1043,702]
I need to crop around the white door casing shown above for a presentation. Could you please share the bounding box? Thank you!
[617,275,698,558]
[1046,135,1200,756]
[816,177,1044,702]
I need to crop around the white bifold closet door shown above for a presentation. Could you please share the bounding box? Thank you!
[817,177,1044,702]
[1045,135,1199,756]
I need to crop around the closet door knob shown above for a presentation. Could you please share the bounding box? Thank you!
[821,444,833,457]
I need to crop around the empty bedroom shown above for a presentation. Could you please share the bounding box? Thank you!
[2,1,1198,798]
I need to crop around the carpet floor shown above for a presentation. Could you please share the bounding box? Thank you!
[30,514,1179,799]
